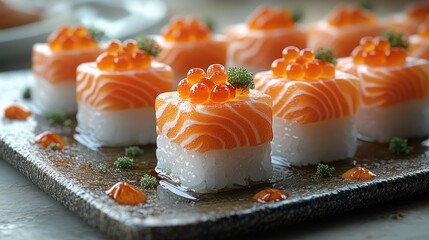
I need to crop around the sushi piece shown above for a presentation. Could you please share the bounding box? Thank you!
[307,5,384,58]
[224,6,307,73]
[254,47,360,166]
[32,25,103,114]
[156,16,227,89]
[409,20,429,59]
[76,40,173,146]
[337,36,429,142]
[155,64,273,192]
[385,3,429,36]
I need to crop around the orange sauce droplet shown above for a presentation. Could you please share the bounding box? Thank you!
[252,188,289,203]
[34,131,66,150]
[4,103,31,120]
[341,167,376,181]
[105,182,147,205]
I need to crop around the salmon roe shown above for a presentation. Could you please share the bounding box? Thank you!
[341,167,376,181]
[418,20,429,38]
[327,6,376,27]
[162,16,211,42]
[96,40,151,71]
[34,131,66,150]
[247,6,294,30]
[178,64,240,104]
[352,36,407,66]
[4,103,31,120]
[48,25,98,51]
[271,47,336,80]
[407,3,429,21]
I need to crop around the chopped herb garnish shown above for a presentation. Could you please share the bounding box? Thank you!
[380,31,409,50]
[96,163,107,174]
[87,26,106,42]
[48,143,58,151]
[316,163,335,178]
[389,137,412,155]
[292,9,304,23]
[203,17,215,32]
[136,36,161,57]
[125,146,144,157]
[45,112,71,126]
[227,67,254,94]
[22,87,32,100]
[140,174,157,189]
[315,48,337,65]
[87,161,93,168]
[114,156,134,169]
[360,0,374,11]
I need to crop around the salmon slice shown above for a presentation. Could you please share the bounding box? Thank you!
[77,62,173,111]
[156,36,226,85]
[155,90,272,153]
[225,24,306,73]
[307,22,384,58]
[409,35,429,60]
[355,57,429,108]
[32,43,102,83]
[384,15,421,36]
[254,71,360,124]
[336,57,358,76]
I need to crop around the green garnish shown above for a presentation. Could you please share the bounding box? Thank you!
[22,87,31,100]
[315,48,337,65]
[203,17,215,32]
[48,143,58,151]
[380,31,409,50]
[389,137,412,155]
[315,163,335,178]
[45,112,71,126]
[136,36,161,57]
[292,9,304,23]
[87,26,106,42]
[96,163,107,174]
[114,156,134,169]
[360,0,374,11]
[227,67,254,95]
[125,146,144,157]
[87,161,93,168]
[140,174,157,189]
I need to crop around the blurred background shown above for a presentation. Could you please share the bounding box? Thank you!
[0,0,419,71]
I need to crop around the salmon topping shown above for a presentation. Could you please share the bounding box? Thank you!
[48,25,98,51]
[407,3,429,21]
[352,36,407,66]
[162,16,211,42]
[418,20,429,38]
[96,40,151,71]
[247,6,294,30]
[4,103,31,120]
[34,131,66,150]
[327,6,376,27]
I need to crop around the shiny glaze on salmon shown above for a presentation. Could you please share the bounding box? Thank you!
[155,90,272,153]
[77,62,173,111]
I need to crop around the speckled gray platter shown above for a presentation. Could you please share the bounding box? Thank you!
[2,70,429,240]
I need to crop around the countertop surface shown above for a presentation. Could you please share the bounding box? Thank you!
[2,0,429,239]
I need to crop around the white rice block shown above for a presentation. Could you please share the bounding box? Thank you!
[156,134,272,193]
[357,98,429,143]
[77,103,156,147]
[33,77,77,114]
[272,116,357,166]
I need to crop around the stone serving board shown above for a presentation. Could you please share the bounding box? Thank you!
[2,70,429,240]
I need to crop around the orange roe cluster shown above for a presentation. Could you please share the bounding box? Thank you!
[407,3,429,21]
[162,16,211,42]
[327,6,376,27]
[418,20,429,38]
[352,36,407,67]
[34,131,66,150]
[247,6,294,30]
[96,40,151,71]
[48,26,98,51]
[177,64,240,104]
[4,103,31,120]
[271,46,335,80]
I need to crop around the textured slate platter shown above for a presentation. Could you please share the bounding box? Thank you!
[2,70,429,240]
